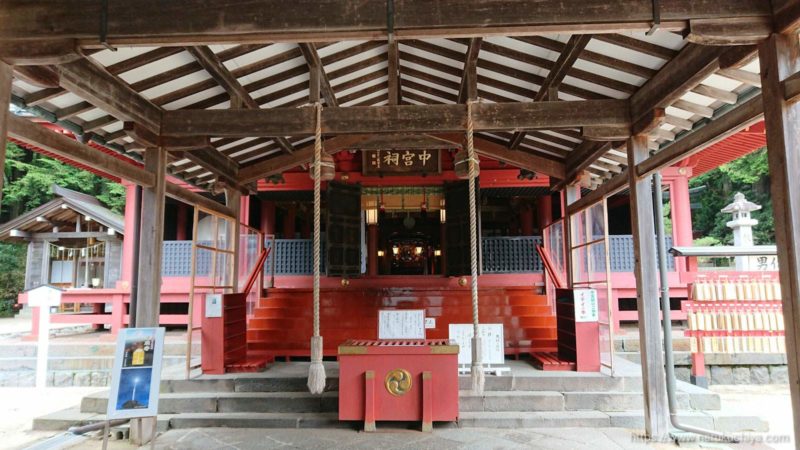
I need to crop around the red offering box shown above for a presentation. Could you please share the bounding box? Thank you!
[338,339,459,430]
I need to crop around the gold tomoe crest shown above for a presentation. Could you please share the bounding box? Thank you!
[385,369,412,396]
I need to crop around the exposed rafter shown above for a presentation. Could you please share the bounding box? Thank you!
[457,37,482,104]
[508,34,591,149]
[298,43,338,107]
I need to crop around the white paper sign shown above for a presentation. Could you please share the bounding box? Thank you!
[574,289,599,322]
[107,327,166,420]
[205,293,223,318]
[449,323,505,365]
[425,317,436,329]
[378,309,425,339]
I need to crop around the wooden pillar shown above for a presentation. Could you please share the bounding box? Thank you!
[226,188,242,293]
[260,200,276,235]
[669,172,696,273]
[134,148,167,328]
[759,32,800,440]
[626,134,669,439]
[519,203,534,236]
[537,195,553,231]
[239,195,250,228]
[0,62,12,208]
[367,224,378,276]
[564,185,580,287]
[175,203,188,241]
[283,204,296,239]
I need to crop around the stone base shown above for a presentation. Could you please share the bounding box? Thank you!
[690,374,708,389]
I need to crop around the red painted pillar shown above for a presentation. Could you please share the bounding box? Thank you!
[175,203,188,241]
[239,195,251,227]
[367,224,378,276]
[669,170,696,272]
[120,181,138,286]
[283,204,296,239]
[519,203,534,236]
[301,217,311,239]
[538,195,553,232]
[260,200,276,235]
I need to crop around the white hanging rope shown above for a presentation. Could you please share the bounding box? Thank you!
[466,100,485,394]
[308,101,326,394]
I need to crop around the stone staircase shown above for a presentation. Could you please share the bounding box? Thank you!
[0,334,195,387]
[33,360,768,432]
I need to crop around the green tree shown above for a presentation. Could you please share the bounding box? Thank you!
[1,143,126,313]
[2,142,126,221]
[689,147,773,245]
[0,242,26,317]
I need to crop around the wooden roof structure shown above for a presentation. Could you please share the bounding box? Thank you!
[1,1,793,201]
[0,184,124,241]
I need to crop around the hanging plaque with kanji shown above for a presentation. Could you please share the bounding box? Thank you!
[362,149,441,176]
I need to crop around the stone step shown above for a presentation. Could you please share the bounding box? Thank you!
[607,411,769,433]
[33,408,767,434]
[0,355,186,371]
[81,391,340,414]
[79,386,719,416]
[0,342,197,358]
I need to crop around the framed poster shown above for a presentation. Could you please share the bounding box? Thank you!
[378,309,425,339]
[107,327,166,419]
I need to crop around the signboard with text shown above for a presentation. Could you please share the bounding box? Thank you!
[362,149,441,176]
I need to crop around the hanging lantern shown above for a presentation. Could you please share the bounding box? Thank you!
[454,148,479,179]
[308,152,336,181]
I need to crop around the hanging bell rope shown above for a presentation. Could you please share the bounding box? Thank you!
[307,101,326,395]
[466,99,485,394]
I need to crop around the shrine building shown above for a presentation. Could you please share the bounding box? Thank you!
[0,0,798,442]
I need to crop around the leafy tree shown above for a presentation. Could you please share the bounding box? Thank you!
[2,142,125,221]
[1,143,126,313]
[0,242,25,317]
[689,148,773,245]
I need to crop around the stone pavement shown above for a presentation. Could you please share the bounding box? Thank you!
[69,427,661,450]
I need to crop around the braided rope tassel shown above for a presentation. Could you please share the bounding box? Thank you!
[308,102,326,394]
[466,100,484,394]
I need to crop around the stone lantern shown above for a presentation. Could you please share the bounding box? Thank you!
[721,192,761,270]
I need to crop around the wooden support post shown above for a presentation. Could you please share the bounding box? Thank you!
[226,188,242,293]
[563,185,580,287]
[135,148,167,328]
[626,134,669,439]
[758,32,800,440]
[364,370,376,432]
[421,371,433,432]
[0,61,12,208]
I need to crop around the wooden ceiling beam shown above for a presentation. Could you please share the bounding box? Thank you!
[457,37,482,103]
[162,99,631,137]
[187,45,259,109]
[56,56,162,134]
[435,133,565,179]
[238,135,373,184]
[298,43,338,107]
[6,114,154,187]
[387,39,401,105]
[187,45,296,155]
[0,1,772,45]
[508,34,591,148]
[630,44,757,123]
[552,141,612,190]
